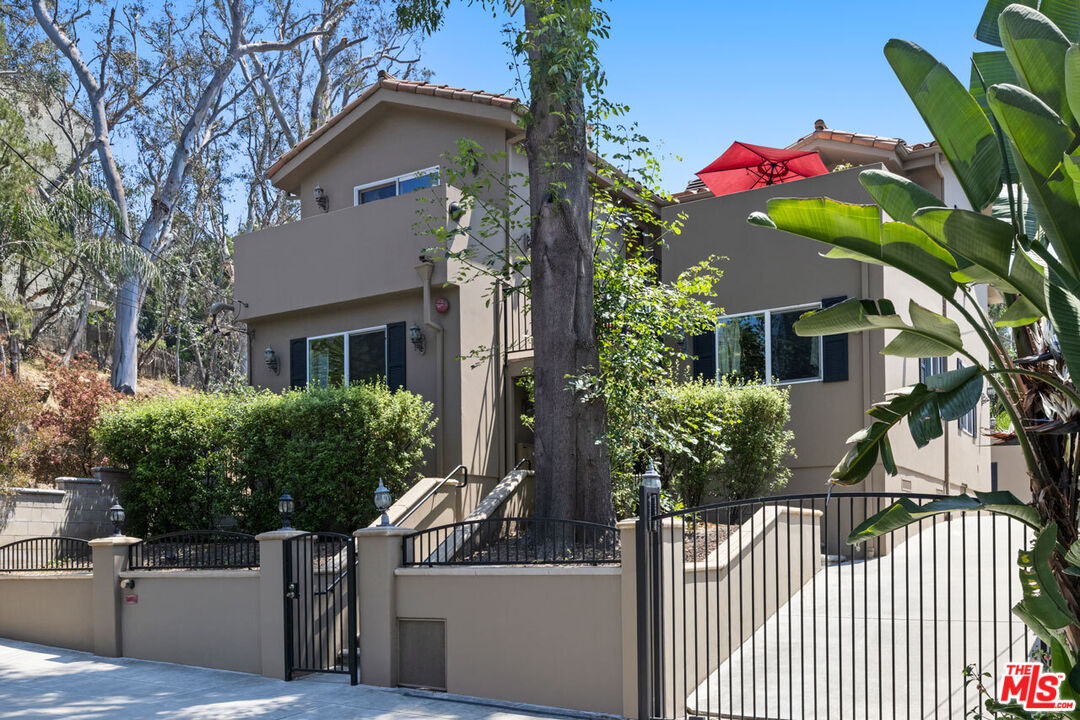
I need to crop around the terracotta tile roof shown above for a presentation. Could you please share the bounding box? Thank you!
[267,71,522,178]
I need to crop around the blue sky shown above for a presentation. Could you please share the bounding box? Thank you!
[418,1,991,193]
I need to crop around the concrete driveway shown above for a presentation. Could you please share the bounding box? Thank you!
[0,639,609,720]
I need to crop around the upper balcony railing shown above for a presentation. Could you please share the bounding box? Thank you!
[234,186,451,321]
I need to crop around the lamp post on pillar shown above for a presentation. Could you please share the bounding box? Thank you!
[637,460,661,720]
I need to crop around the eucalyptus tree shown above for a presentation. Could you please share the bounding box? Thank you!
[396,0,624,524]
[748,2,1080,714]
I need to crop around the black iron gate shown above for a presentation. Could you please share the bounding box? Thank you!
[637,489,1035,719]
[284,531,358,684]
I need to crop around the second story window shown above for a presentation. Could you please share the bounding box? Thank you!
[715,303,822,385]
[354,166,440,206]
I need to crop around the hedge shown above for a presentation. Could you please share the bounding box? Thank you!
[93,384,435,535]
[656,379,795,507]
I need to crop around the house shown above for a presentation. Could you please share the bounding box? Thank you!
[234,77,1021,505]
[234,73,533,488]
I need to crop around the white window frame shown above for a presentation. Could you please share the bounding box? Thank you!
[307,324,388,387]
[956,358,978,437]
[353,165,440,206]
[715,302,823,386]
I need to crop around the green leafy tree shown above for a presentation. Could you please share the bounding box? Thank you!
[748,3,1080,715]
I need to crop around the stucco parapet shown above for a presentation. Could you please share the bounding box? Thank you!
[88,535,141,547]
[255,529,306,541]
[54,477,100,485]
[13,488,65,499]
[394,565,620,577]
[0,572,92,579]
[355,526,411,538]
[120,569,260,580]
[615,518,637,530]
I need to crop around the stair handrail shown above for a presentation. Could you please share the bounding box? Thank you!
[396,464,468,527]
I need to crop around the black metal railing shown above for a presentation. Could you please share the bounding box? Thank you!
[637,491,1035,720]
[0,537,92,571]
[396,464,468,527]
[402,516,619,566]
[128,530,260,570]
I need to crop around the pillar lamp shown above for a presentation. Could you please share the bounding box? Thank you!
[374,479,392,527]
[278,491,295,529]
[108,499,126,536]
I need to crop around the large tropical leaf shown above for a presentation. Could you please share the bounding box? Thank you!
[831,366,983,483]
[989,83,1080,276]
[999,4,1073,126]
[977,0,1038,46]
[848,489,1040,543]
[858,168,942,225]
[885,39,1003,210]
[1066,44,1080,124]
[753,197,958,296]
[1040,0,1080,42]
[1047,269,1080,381]
[793,297,964,359]
[913,207,1049,315]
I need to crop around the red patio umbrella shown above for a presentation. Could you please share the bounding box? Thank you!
[695,142,828,197]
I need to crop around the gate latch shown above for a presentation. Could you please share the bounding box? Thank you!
[285,582,298,600]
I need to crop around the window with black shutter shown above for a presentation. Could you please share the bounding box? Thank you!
[820,296,849,383]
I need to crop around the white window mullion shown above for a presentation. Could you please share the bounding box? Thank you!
[344,333,350,386]
[764,310,773,385]
[714,323,721,386]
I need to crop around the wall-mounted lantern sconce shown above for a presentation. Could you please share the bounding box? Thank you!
[314,184,328,213]
[409,324,426,354]
[448,202,465,222]
[264,346,279,375]
[108,499,126,536]
[374,479,393,527]
[120,578,136,590]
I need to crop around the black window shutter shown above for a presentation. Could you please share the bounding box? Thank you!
[386,322,407,390]
[289,338,307,389]
[691,331,716,382]
[821,296,848,383]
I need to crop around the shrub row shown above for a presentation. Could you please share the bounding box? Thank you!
[93,384,436,536]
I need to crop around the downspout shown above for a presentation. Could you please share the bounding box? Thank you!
[417,261,445,473]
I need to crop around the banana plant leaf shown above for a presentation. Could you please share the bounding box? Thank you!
[1046,270,1080,381]
[792,297,964,359]
[858,168,942,225]
[847,490,1040,543]
[989,83,1080,277]
[885,39,1003,210]
[749,197,958,297]
[978,0,1080,46]
[977,0,1038,46]
[999,4,1073,126]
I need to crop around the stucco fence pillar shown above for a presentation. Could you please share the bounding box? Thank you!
[353,526,411,687]
[88,535,139,657]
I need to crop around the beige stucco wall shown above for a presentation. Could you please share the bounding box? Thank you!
[394,566,623,714]
[118,570,261,674]
[661,166,889,496]
[0,573,93,652]
[993,443,1031,503]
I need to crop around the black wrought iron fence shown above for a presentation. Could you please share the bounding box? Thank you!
[402,516,619,566]
[128,530,259,570]
[0,537,92,571]
[638,491,1035,720]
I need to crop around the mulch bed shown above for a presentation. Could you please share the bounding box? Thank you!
[684,521,737,562]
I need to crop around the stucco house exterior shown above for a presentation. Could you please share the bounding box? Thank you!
[234,75,1021,503]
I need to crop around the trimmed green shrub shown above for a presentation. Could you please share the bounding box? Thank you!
[93,384,435,536]
[656,378,795,506]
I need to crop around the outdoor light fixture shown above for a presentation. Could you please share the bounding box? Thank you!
[641,460,661,491]
[374,479,392,527]
[264,346,279,374]
[448,202,465,222]
[409,324,426,354]
[314,184,328,212]
[108,499,126,536]
[278,491,295,529]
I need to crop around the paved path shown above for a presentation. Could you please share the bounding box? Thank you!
[0,639,600,720]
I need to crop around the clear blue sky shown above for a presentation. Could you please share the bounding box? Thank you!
[417,1,990,193]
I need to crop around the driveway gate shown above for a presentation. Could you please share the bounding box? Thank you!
[637,489,1035,719]
[283,531,358,684]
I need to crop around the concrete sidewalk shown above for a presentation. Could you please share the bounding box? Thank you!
[0,639,606,720]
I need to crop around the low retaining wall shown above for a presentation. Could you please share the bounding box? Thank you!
[119,570,261,674]
[0,573,93,652]
[0,468,127,543]
[395,566,623,713]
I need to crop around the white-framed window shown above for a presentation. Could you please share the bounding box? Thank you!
[353,166,440,206]
[918,356,947,383]
[715,303,822,385]
[307,325,387,388]
[956,359,978,437]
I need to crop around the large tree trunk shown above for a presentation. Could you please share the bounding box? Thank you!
[524,1,613,526]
